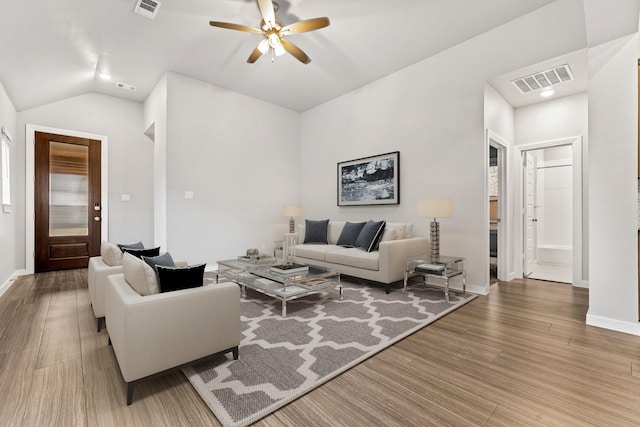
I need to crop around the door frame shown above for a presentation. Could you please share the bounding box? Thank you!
[486,130,512,282]
[515,136,585,287]
[26,124,109,274]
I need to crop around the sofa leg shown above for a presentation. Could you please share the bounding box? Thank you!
[127,383,135,405]
[232,346,239,360]
[385,284,390,294]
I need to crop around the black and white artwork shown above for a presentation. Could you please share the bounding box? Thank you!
[337,151,399,206]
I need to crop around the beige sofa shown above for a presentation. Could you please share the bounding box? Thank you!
[293,221,429,293]
[105,273,241,404]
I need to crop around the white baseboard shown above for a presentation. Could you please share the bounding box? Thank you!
[0,270,26,299]
[466,283,490,295]
[586,312,640,336]
[573,280,589,288]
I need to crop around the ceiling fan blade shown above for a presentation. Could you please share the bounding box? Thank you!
[257,0,276,28]
[280,17,330,35]
[209,21,263,34]
[280,39,311,64]
[247,45,264,63]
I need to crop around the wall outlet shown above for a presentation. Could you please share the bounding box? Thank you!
[121,194,131,202]
[185,191,194,199]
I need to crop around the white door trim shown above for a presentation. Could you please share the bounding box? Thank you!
[515,136,585,287]
[25,124,109,274]
[486,130,513,281]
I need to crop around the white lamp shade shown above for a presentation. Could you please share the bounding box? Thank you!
[417,198,453,219]
[282,204,302,217]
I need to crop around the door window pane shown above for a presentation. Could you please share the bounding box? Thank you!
[49,141,89,236]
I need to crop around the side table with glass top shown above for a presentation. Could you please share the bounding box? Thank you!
[404,255,466,302]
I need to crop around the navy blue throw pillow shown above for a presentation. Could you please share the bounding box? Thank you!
[336,222,367,247]
[356,220,386,252]
[157,264,206,293]
[121,246,161,259]
[303,219,330,244]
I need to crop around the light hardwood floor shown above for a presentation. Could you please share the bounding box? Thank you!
[1,270,640,426]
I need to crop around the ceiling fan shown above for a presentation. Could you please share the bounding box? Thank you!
[209,0,330,64]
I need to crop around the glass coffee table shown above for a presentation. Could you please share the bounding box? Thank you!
[216,258,342,317]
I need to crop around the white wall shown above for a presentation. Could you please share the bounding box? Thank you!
[0,79,18,291]
[160,73,300,265]
[299,0,588,293]
[17,93,155,255]
[143,74,168,250]
[587,34,639,334]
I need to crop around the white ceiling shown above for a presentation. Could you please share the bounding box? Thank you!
[0,0,637,113]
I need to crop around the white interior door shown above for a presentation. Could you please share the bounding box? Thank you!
[524,152,537,276]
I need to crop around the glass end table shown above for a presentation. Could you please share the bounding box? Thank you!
[404,255,466,302]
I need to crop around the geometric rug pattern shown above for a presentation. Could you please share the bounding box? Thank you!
[183,282,476,427]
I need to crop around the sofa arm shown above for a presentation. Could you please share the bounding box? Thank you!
[378,237,429,283]
[105,274,241,383]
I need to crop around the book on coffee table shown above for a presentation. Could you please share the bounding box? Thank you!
[270,263,309,274]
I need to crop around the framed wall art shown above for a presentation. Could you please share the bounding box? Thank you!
[337,151,399,206]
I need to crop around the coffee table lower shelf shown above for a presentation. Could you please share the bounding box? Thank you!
[216,260,342,317]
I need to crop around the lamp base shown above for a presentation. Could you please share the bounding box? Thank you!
[289,218,295,234]
[430,219,440,260]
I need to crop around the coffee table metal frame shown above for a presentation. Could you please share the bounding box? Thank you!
[216,259,342,317]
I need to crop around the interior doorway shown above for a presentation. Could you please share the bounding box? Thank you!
[520,140,580,284]
[487,131,509,283]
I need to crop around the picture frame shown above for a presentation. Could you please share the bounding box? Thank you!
[337,151,400,206]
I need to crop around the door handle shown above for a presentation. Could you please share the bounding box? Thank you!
[94,216,101,221]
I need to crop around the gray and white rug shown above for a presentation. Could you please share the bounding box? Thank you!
[183,281,476,427]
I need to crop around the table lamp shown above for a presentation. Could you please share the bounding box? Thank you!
[282,204,302,234]
[417,198,453,259]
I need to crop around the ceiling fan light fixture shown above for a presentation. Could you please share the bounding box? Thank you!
[257,39,269,55]
[274,43,286,57]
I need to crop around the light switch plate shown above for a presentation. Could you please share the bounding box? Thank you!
[185,191,194,199]
[121,194,130,202]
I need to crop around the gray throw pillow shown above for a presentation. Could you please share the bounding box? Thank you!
[303,219,330,244]
[337,221,367,247]
[356,220,386,252]
[142,252,176,280]
[117,241,144,251]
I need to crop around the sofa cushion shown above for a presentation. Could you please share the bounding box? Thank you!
[325,247,380,271]
[336,221,366,247]
[303,219,330,244]
[356,220,386,252]
[157,264,206,293]
[122,247,161,259]
[294,244,337,262]
[101,241,123,266]
[122,252,159,296]
[117,241,144,251]
[142,252,175,280]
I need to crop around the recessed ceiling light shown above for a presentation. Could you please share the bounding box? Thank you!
[99,73,112,80]
[540,89,555,98]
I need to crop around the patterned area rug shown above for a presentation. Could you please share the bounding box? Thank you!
[183,281,476,427]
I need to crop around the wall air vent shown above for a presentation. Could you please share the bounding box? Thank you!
[512,64,574,94]
[134,0,161,20]
[116,82,137,92]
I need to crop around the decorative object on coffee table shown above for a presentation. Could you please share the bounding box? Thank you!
[282,204,302,233]
[417,198,453,259]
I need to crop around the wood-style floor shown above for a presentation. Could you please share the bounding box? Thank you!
[1,270,640,426]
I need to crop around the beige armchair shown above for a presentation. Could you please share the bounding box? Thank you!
[88,256,122,332]
[105,273,241,405]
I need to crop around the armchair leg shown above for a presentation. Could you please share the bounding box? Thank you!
[232,346,239,360]
[96,317,105,332]
[127,383,135,406]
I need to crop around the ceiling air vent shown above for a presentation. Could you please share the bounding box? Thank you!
[134,0,161,20]
[512,64,574,94]
[116,82,137,92]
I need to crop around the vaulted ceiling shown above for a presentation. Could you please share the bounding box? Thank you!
[0,0,637,113]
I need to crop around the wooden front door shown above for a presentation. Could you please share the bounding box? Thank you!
[35,132,101,272]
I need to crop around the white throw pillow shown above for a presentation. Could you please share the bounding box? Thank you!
[379,227,397,243]
[101,241,123,266]
[122,252,159,296]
